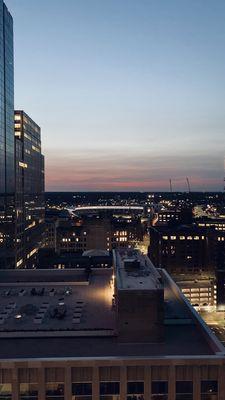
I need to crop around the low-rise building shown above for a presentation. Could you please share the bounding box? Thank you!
[175,276,216,310]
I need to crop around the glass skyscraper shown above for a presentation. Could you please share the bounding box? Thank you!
[0,0,14,268]
[15,111,45,268]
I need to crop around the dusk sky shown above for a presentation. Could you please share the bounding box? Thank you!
[7,0,225,191]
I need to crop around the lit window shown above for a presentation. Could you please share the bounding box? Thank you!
[16,259,23,267]
[20,383,38,400]
[19,161,28,168]
[46,383,64,400]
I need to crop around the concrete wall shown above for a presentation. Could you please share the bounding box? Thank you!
[117,288,164,343]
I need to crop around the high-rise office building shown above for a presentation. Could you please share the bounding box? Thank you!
[14,110,45,268]
[0,0,14,268]
[0,249,223,399]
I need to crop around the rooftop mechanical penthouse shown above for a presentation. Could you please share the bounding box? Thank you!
[0,249,223,399]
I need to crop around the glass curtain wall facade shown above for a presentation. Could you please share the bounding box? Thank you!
[15,111,45,268]
[0,0,14,268]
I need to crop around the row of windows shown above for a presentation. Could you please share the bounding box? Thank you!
[162,236,205,241]
[0,380,217,399]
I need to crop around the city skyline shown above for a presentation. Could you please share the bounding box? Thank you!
[8,0,225,191]
[0,1,225,389]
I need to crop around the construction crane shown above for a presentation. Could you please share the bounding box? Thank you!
[224,157,225,192]
[168,177,191,192]
[186,177,191,193]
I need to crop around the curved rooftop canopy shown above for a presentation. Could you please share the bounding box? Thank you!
[82,249,109,257]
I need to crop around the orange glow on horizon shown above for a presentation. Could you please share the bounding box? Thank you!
[46,174,221,191]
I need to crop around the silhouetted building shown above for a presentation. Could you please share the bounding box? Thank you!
[56,221,89,253]
[149,225,213,275]
[152,210,181,226]
[44,209,70,250]
[215,233,225,310]
[152,207,193,228]
[14,111,45,268]
[194,218,225,310]
[38,248,112,269]
[0,0,14,268]
[56,217,112,252]
[44,213,144,254]
[149,224,221,310]
[197,217,225,232]
[111,216,144,248]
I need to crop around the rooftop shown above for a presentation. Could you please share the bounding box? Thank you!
[0,270,115,337]
[0,267,223,360]
[114,249,162,290]
[82,249,109,257]
[151,224,206,234]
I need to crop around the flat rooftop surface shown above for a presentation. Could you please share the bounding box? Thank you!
[0,269,89,283]
[0,270,115,334]
[0,269,221,359]
[175,279,213,287]
[0,324,214,359]
[115,249,162,290]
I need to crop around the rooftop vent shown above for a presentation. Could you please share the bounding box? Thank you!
[124,258,140,272]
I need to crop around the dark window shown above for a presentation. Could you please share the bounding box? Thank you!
[176,381,193,400]
[127,381,144,399]
[201,381,218,394]
[100,382,120,395]
[201,380,218,400]
[152,381,168,394]
[151,381,168,400]
[72,383,92,396]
